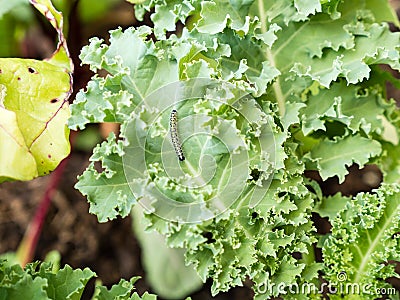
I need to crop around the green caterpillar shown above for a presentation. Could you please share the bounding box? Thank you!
[170,109,185,161]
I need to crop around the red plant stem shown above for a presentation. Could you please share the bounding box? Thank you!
[16,156,69,267]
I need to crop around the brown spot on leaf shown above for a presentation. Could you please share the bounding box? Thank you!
[48,154,52,158]
[17,77,21,81]
[50,98,58,103]
[28,67,37,74]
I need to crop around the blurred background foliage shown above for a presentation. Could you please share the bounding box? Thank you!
[0,0,134,59]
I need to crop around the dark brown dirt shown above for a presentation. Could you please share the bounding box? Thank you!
[0,152,388,299]
[0,152,149,297]
[0,151,258,299]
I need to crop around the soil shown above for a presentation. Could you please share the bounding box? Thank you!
[0,149,391,299]
[0,131,394,299]
[0,152,256,299]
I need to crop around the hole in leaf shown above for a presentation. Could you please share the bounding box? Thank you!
[249,168,260,181]
[28,67,37,74]
[251,212,258,219]
[312,212,332,235]
[93,161,105,173]
[292,252,302,259]
[202,232,216,244]
[277,192,286,198]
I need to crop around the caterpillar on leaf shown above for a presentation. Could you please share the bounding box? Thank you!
[170,109,185,161]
